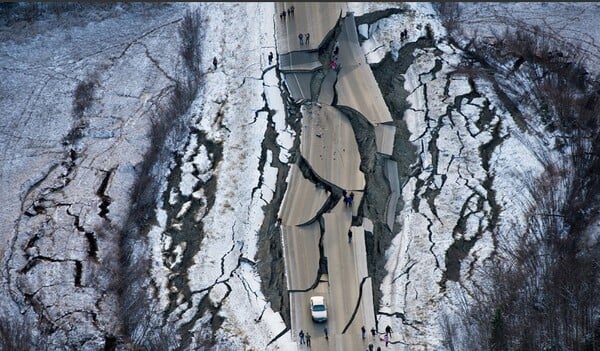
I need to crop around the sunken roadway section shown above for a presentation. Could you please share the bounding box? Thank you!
[275,3,396,351]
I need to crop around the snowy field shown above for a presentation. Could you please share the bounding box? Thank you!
[1,2,599,350]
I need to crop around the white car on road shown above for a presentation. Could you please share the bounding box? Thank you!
[310,296,328,322]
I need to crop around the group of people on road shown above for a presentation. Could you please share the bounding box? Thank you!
[298,329,311,347]
[279,6,311,48]
[360,325,393,349]
[298,326,329,347]
[297,322,393,347]
[298,32,310,46]
[280,6,295,20]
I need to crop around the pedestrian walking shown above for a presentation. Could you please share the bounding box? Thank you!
[348,229,353,243]
[299,329,305,344]
[213,57,218,70]
[361,325,366,340]
[287,8,291,16]
[282,10,286,20]
[324,327,328,340]
[280,12,283,20]
[377,347,382,351]
[384,334,389,347]
[268,51,273,65]
[369,344,374,351]
[290,6,295,16]
[306,332,312,347]
[305,33,310,45]
[385,325,393,337]
[298,33,304,45]
[371,327,376,337]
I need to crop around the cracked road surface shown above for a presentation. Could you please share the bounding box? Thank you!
[276,3,393,350]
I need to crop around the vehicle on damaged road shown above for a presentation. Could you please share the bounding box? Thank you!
[310,296,327,322]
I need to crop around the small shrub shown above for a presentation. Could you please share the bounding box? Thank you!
[179,9,201,75]
[73,78,96,118]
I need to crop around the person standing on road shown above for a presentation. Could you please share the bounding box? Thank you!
[299,329,305,344]
[371,327,376,337]
[306,332,312,347]
[268,52,273,65]
[348,229,353,243]
[290,5,295,16]
[298,33,304,45]
[305,32,310,45]
[324,326,328,340]
[213,57,218,70]
[361,325,366,340]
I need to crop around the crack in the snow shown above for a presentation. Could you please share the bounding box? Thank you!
[19,255,79,275]
[425,215,440,269]
[138,42,177,83]
[110,18,183,63]
[96,168,114,219]
[392,259,417,285]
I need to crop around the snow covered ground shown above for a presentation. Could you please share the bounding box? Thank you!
[149,3,296,350]
[348,2,600,350]
[1,2,599,350]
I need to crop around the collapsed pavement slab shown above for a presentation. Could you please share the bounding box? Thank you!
[335,13,393,125]
[278,164,329,226]
[374,124,396,156]
[300,104,365,191]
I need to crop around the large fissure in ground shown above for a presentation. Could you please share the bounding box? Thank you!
[367,38,428,312]
[255,76,303,328]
